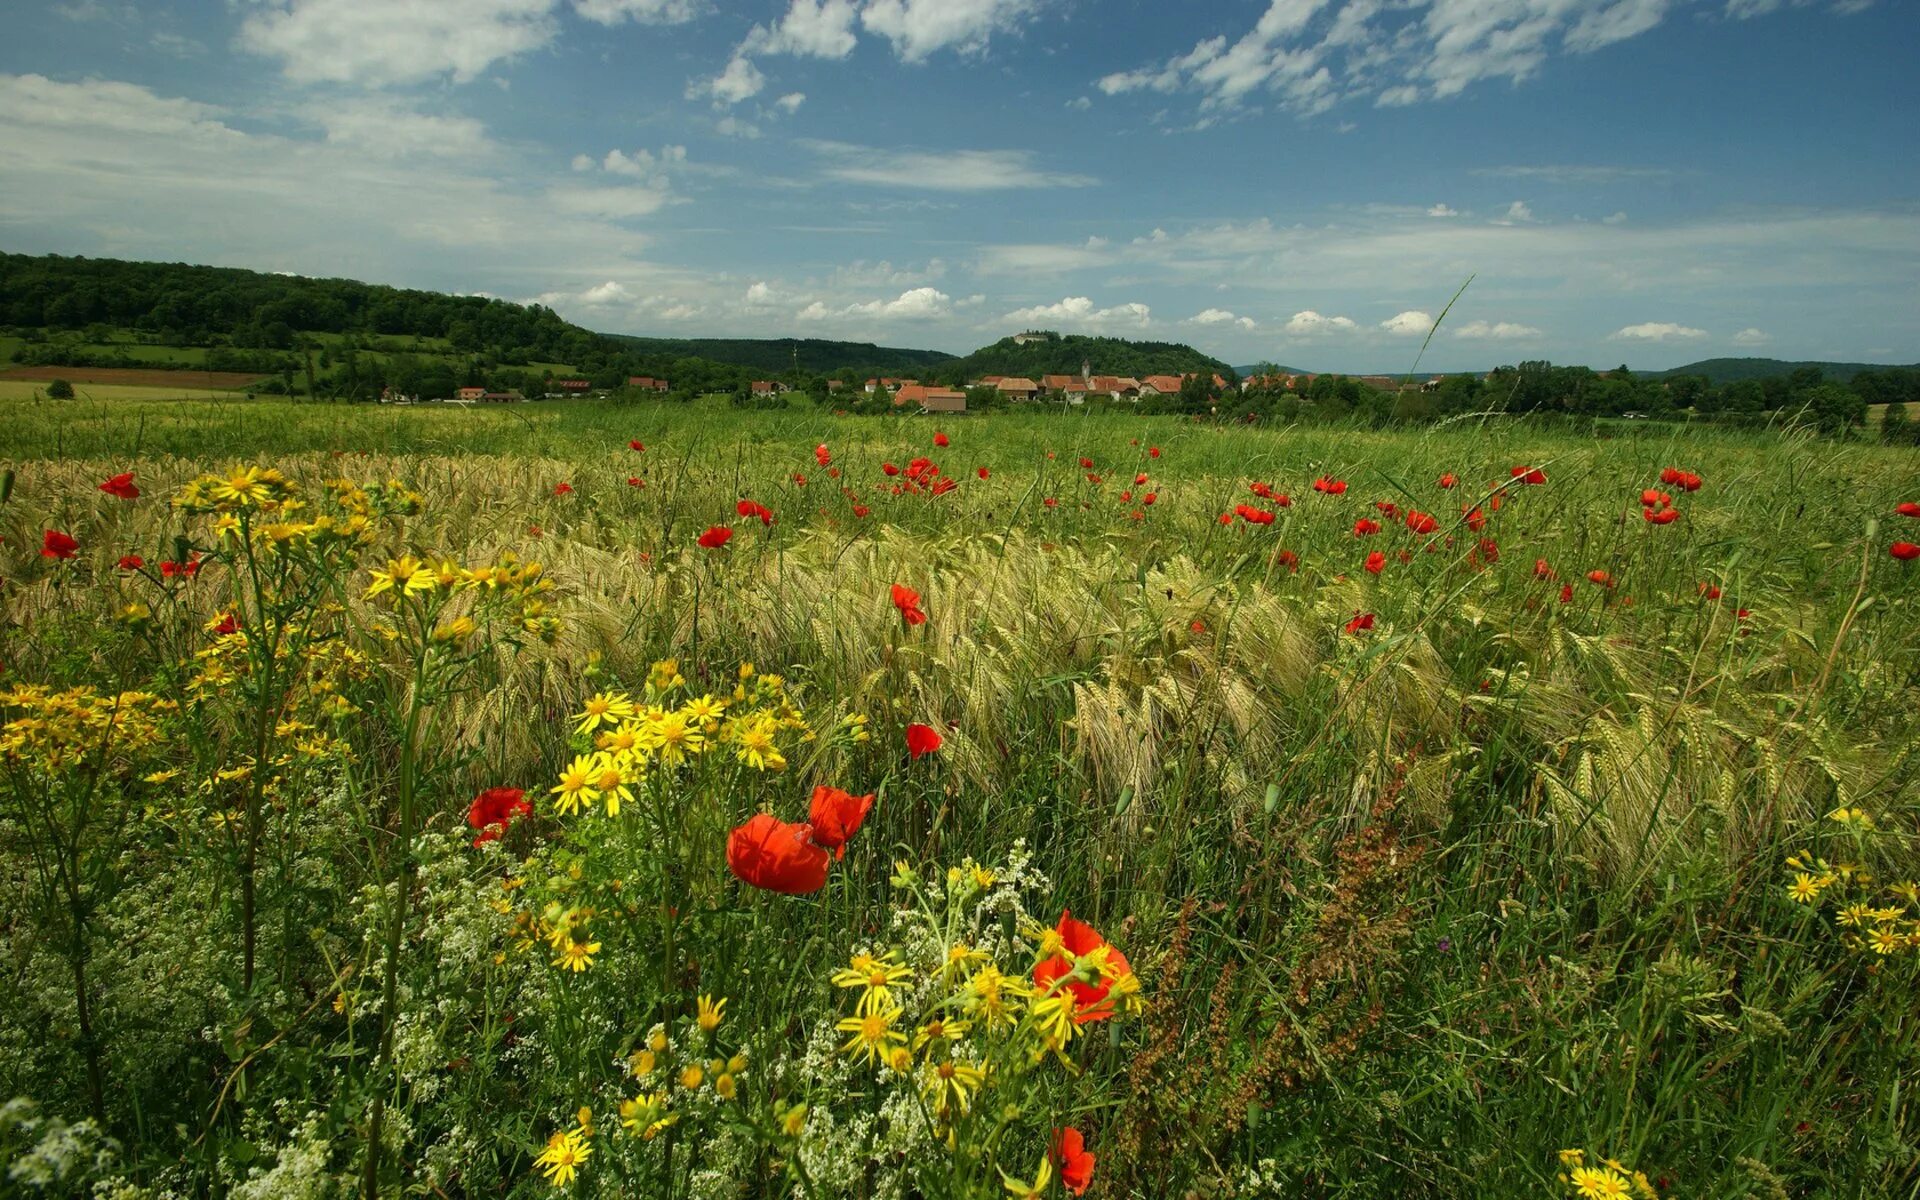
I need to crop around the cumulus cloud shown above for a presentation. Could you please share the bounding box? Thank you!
[1453,320,1543,340]
[237,0,547,87]
[859,0,1044,62]
[1731,327,1772,346]
[308,99,496,159]
[1380,310,1434,336]
[745,281,777,305]
[1493,200,1534,225]
[694,54,767,105]
[1188,308,1257,330]
[1001,296,1152,330]
[1611,321,1709,341]
[805,140,1094,190]
[1427,203,1459,217]
[802,286,954,320]
[1284,310,1358,335]
[570,0,703,24]
[775,91,807,113]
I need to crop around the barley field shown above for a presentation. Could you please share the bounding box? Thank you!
[2,397,1917,1199]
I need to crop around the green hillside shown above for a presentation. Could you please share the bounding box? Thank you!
[604,335,954,375]
[955,334,1230,380]
[1651,357,1919,385]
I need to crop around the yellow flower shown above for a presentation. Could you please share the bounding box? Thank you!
[836,1004,907,1068]
[619,1092,677,1140]
[926,1058,986,1116]
[574,692,635,736]
[1001,1156,1052,1200]
[959,963,1028,1031]
[730,715,786,771]
[1029,990,1080,1052]
[1837,903,1872,928]
[696,994,728,1033]
[1557,1149,1587,1168]
[1786,873,1823,904]
[679,1063,705,1090]
[532,1129,591,1187]
[1569,1166,1632,1199]
[588,752,634,817]
[628,1049,656,1079]
[778,1102,807,1138]
[831,952,913,1014]
[649,1026,669,1054]
[554,935,600,972]
[1889,881,1919,904]
[913,1016,972,1051]
[714,1073,737,1100]
[1867,926,1901,955]
[643,710,705,767]
[365,555,435,599]
[681,693,727,728]
[550,755,601,817]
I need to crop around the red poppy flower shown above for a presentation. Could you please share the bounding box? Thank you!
[1534,558,1555,579]
[807,785,874,859]
[629,439,646,451]
[1120,490,1133,503]
[1250,481,1273,498]
[1148,446,1161,458]
[792,473,807,486]
[1313,476,1348,495]
[1477,537,1499,564]
[627,476,645,487]
[737,499,774,526]
[1033,911,1130,1021]
[882,462,900,476]
[1375,500,1398,517]
[1142,492,1157,505]
[1277,549,1299,572]
[1559,583,1574,603]
[1641,489,1672,509]
[726,813,831,895]
[117,554,144,571]
[1044,497,1059,508]
[1345,611,1374,634]
[1660,467,1703,491]
[1079,457,1094,469]
[1463,507,1486,532]
[697,526,734,549]
[1438,473,1457,489]
[1511,466,1547,485]
[934,431,950,447]
[931,476,956,496]
[1217,511,1233,525]
[1353,518,1380,536]
[1189,619,1206,633]
[1051,1128,1096,1196]
[98,472,140,499]
[852,504,871,518]
[905,722,943,759]
[553,482,573,495]
[1235,505,1275,525]
[212,612,238,636]
[1894,502,1920,518]
[1364,550,1386,575]
[467,787,531,846]
[815,444,832,466]
[891,583,928,626]
[1405,510,1439,535]
[1698,582,1722,600]
[41,530,78,559]
[1587,569,1614,587]
[977,466,990,480]
[1892,542,1920,561]
[1643,507,1679,525]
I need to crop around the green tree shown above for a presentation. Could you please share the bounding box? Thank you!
[45,377,73,399]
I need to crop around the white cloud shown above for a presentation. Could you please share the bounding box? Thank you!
[859,0,1044,62]
[545,183,673,219]
[1494,200,1534,224]
[745,281,777,305]
[1453,319,1543,340]
[1067,95,1092,110]
[714,115,761,138]
[743,0,861,58]
[1472,164,1673,184]
[1731,327,1772,346]
[776,91,807,113]
[1565,0,1671,53]
[1188,308,1257,330]
[1611,321,1709,342]
[797,287,954,322]
[1602,211,1628,225]
[695,54,767,104]
[570,0,703,24]
[806,140,1094,191]
[237,0,559,87]
[1284,310,1358,335]
[1001,296,1152,330]
[577,280,633,304]
[1427,203,1459,217]
[308,100,497,159]
[1381,310,1434,335]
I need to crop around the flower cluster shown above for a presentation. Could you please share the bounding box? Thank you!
[1556,1149,1661,1199]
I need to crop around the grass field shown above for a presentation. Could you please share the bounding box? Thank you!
[1,397,1917,1199]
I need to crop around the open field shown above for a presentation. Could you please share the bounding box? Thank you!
[0,364,268,388]
[1,398,1917,1198]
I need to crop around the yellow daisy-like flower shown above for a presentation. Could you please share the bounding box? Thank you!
[587,752,635,817]
[554,935,600,972]
[550,754,601,817]
[836,1004,907,1068]
[532,1129,592,1187]
[731,716,786,771]
[681,693,727,728]
[714,1074,737,1100]
[696,994,728,1033]
[1836,903,1872,928]
[912,1016,972,1052]
[925,1058,986,1117]
[1029,990,1080,1051]
[366,555,435,599]
[678,1063,704,1090]
[959,963,1027,1031]
[1867,925,1901,955]
[644,710,705,767]
[1889,881,1919,905]
[832,952,914,1014]
[619,1092,677,1140]
[1786,873,1823,904]
[574,692,636,736]
[1569,1166,1632,1199]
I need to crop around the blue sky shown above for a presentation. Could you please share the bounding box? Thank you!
[2,0,1915,371]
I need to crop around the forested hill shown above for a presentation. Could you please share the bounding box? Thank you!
[1651,358,1918,386]
[0,252,613,364]
[605,334,953,375]
[955,334,1231,379]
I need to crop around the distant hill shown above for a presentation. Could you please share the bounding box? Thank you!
[957,334,1229,380]
[603,334,953,375]
[1650,357,1918,385]
[1232,364,1316,378]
